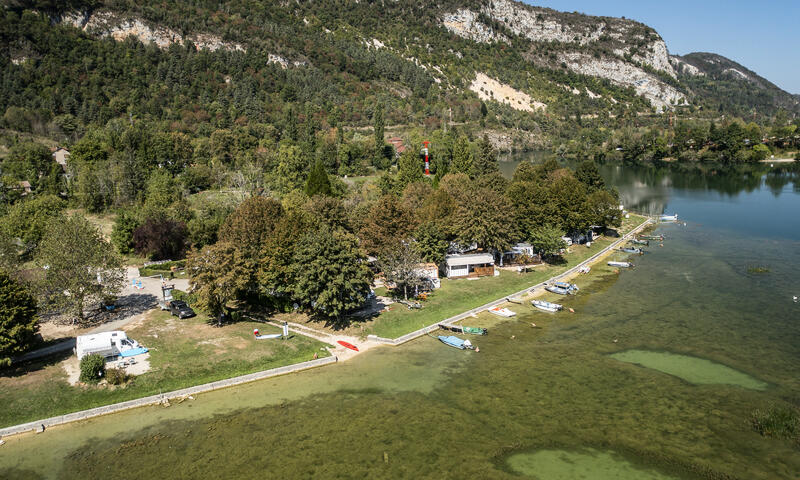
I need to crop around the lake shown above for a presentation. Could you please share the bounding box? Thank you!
[2,161,799,479]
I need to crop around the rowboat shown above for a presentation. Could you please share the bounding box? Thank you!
[531,299,562,312]
[619,247,642,254]
[337,340,359,352]
[488,306,516,317]
[439,324,488,335]
[462,326,488,335]
[660,214,678,222]
[545,285,571,295]
[553,281,579,292]
[438,335,474,350]
[630,238,649,246]
[608,261,633,268]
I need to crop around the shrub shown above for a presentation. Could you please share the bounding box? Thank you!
[79,354,105,384]
[105,367,132,385]
[751,405,799,442]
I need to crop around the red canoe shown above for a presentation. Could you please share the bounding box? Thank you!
[337,340,359,352]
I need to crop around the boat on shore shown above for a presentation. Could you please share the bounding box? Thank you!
[337,340,359,352]
[553,281,579,292]
[438,335,474,350]
[532,299,562,312]
[619,247,643,254]
[545,284,571,295]
[489,306,516,317]
[660,214,678,222]
[608,261,633,268]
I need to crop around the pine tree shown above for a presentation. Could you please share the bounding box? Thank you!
[373,102,385,147]
[304,160,332,197]
[0,270,38,367]
[471,134,498,178]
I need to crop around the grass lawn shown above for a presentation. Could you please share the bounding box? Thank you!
[0,310,331,428]
[364,214,648,339]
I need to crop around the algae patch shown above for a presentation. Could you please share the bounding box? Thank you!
[506,448,679,480]
[611,350,767,390]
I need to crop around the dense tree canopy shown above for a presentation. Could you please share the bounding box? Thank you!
[0,269,38,367]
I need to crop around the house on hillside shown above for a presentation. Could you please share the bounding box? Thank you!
[52,147,70,171]
[387,137,406,158]
[444,253,496,279]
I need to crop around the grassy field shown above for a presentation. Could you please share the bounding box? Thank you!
[364,214,648,339]
[0,310,331,428]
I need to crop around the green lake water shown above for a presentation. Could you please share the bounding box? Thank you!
[1,163,799,479]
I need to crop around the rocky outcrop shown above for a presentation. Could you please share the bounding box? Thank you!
[469,72,546,112]
[442,9,509,44]
[669,56,704,76]
[559,53,685,111]
[57,10,244,52]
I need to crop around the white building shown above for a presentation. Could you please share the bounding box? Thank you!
[444,253,496,279]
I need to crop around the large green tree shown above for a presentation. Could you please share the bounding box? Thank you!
[471,135,498,178]
[287,226,373,325]
[529,224,567,258]
[304,160,332,197]
[0,269,38,367]
[451,187,514,255]
[0,194,66,257]
[378,240,425,301]
[35,215,125,323]
[219,196,284,258]
[187,242,253,321]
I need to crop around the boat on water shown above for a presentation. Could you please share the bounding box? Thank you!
[631,238,649,246]
[660,214,678,222]
[438,335,474,350]
[608,261,633,268]
[619,247,642,254]
[640,234,664,241]
[531,299,562,312]
[439,324,489,335]
[545,284,571,295]
[489,306,516,317]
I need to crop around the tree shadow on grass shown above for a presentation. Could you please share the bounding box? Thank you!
[1,347,73,378]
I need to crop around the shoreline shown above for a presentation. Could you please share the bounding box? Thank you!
[0,217,653,440]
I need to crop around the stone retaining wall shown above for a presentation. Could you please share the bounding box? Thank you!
[0,355,337,438]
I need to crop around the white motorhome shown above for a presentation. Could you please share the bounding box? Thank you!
[75,331,142,360]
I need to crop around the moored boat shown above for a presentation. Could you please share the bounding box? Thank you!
[660,214,678,222]
[619,247,642,254]
[545,284,571,295]
[554,281,579,292]
[462,326,488,335]
[489,306,516,317]
[608,261,633,268]
[640,234,664,241]
[438,335,474,350]
[630,238,649,246]
[531,299,562,312]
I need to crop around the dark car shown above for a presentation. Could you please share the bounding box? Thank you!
[168,300,196,318]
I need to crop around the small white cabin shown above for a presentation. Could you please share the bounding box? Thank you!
[444,253,496,279]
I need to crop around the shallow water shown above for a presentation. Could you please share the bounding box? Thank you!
[506,448,680,480]
[2,164,799,479]
[610,350,768,390]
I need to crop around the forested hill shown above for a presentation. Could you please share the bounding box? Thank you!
[1,0,797,144]
[672,52,800,117]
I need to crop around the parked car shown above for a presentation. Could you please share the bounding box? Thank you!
[167,300,195,318]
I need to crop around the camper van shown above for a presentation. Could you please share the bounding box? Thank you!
[75,331,143,360]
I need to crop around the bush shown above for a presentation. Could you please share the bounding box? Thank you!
[105,367,132,385]
[751,404,799,442]
[79,354,105,384]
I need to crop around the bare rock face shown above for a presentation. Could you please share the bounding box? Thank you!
[56,9,244,53]
[468,72,546,112]
[670,56,705,76]
[559,53,685,111]
[442,9,509,44]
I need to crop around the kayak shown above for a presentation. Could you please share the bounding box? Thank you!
[337,340,359,352]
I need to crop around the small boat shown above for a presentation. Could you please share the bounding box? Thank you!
[660,214,678,222]
[608,261,633,268]
[578,265,590,274]
[337,340,359,352]
[631,238,649,246]
[619,247,642,254]
[640,234,664,241]
[532,299,562,312]
[489,306,516,317]
[462,326,488,335]
[439,324,463,333]
[254,328,283,340]
[437,335,474,350]
[545,285,571,295]
[553,281,579,292]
